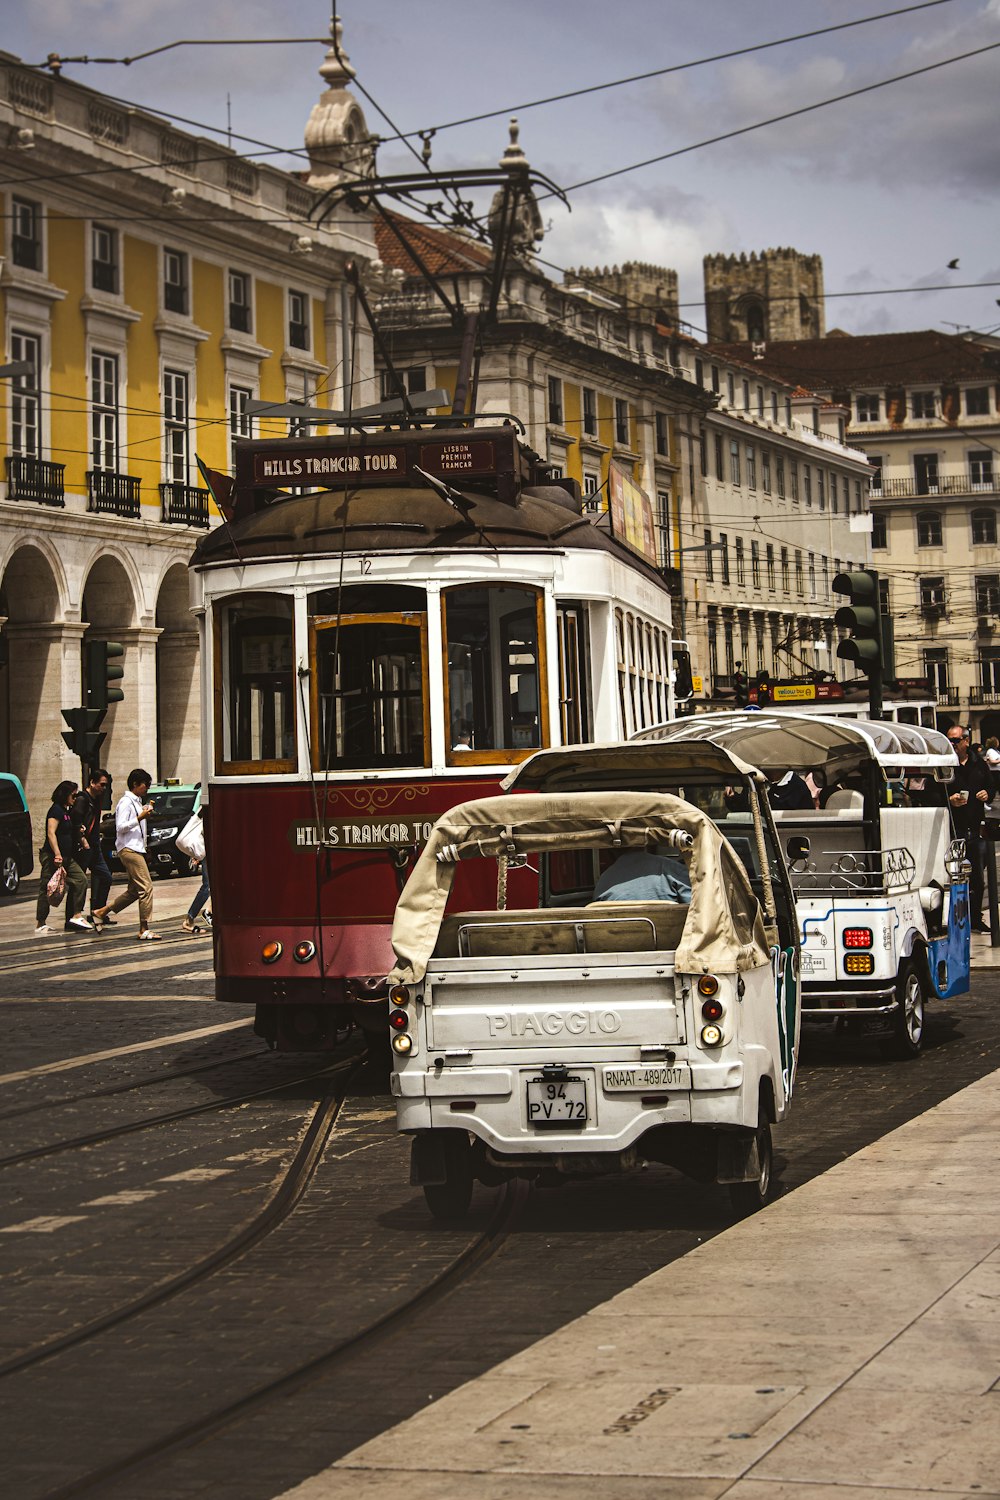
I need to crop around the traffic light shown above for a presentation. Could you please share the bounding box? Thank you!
[832,568,883,717]
[61,707,106,761]
[86,639,125,711]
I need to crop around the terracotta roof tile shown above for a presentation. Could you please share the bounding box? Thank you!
[374,210,492,277]
[708,329,998,390]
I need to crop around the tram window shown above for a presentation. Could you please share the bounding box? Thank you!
[311,613,429,771]
[556,604,591,745]
[615,609,629,736]
[443,585,547,764]
[217,595,295,772]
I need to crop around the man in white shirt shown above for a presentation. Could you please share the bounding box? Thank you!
[93,767,160,940]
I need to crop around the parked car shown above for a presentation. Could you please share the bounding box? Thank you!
[0,772,33,896]
[101,782,202,877]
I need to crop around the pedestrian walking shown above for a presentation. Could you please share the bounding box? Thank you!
[35,781,93,935]
[182,853,211,933]
[72,766,115,924]
[93,768,160,940]
[947,726,992,933]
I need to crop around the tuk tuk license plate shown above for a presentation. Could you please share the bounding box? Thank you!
[603,1063,692,1091]
[526,1077,587,1129]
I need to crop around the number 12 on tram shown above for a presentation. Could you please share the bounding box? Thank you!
[189,422,681,1050]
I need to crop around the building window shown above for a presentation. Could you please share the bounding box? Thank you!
[790,461,799,502]
[9,331,41,457]
[704,529,714,583]
[742,379,750,410]
[784,397,792,426]
[583,471,599,496]
[229,385,253,471]
[966,387,990,416]
[854,480,863,514]
[920,576,946,611]
[583,386,597,436]
[614,398,629,445]
[654,411,669,456]
[766,543,775,589]
[751,539,761,588]
[872,511,887,549]
[911,391,936,419]
[975,574,1000,615]
[381,365,427,401]
[795,550,804,596]
[288,290,310,351]
[547,376,563,426]
[228,270,252,333]
[822,555,829,596]
[917,509,942,547]
[803,465,813,507]
[771,391,778,422]
[735,537,745,586]
[163,248,188,315]
[923,648,949,694]
[726,372,735,406]
[980,649,1000,694]
[729,441,741,486]
[90,352,119,471]
[856,393,880,422]
[720,533,730,586]
[817,471,825,511]
[710,364,720,394]
[761,449,771,494]
[830,472,839,512]
[723,620,735,677]
[775,454,785,499]
[746,446,757,490]
[714,433,724,480]
[780,547,790,593]
[756,385,764,417]
[970,450,994,490]
[92,224,118,293]
[163,368,189,482]
[914,453,939,495]
[972,509,997,546]
[694,358,704,387]
[808,552,816,599]
[11,197,41,270]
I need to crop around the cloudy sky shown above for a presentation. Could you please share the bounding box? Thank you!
[7,0,999,338]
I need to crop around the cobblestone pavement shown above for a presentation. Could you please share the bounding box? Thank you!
[3,874,999,1499]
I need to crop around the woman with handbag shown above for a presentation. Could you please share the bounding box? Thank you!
[35,782,94,935]
[178,809,211,933]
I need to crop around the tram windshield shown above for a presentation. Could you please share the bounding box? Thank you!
[312,613,428,770]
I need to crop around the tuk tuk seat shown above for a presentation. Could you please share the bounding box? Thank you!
[435,901,689,960]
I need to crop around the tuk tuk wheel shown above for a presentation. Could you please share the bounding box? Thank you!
[728,1121,773,1217]
[423,1132,474,1222]
[887,960,925,1060]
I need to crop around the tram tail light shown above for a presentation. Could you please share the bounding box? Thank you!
[261,940,282,964]
[293,940,316,964]
[844,953,875,975]
[843,928,873,949]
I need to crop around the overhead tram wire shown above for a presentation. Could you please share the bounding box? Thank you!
[381,0,960,143]
[32,36,334,69]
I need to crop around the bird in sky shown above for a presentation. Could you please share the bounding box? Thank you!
[947,258,960,269]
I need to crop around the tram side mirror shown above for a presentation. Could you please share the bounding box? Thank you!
[786,835,811,862]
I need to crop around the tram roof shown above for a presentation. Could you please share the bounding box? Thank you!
[190,482,670,589]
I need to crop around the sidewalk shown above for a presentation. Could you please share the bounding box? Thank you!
[285,1066,1000,1499]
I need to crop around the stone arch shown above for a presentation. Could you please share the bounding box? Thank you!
[0,544,72,835]
[156,562,200,782]
[82,553,144,776]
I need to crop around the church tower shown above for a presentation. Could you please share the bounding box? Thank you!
[703,248,825,343]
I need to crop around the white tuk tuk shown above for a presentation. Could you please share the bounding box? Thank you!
[635,712,969,1057]
[386,745,801,1220]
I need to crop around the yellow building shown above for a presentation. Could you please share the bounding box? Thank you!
[0,31,376,830]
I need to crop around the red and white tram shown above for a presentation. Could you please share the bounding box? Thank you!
[190,421,679,1049]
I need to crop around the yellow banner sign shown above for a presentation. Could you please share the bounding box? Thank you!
[773,683,817,702]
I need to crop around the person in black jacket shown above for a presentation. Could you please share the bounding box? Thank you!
[947,726,992,932]
[72,767,113,923]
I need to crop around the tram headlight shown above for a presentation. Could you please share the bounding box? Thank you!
[293,940,316,964]
[391,1033,413,1055]
[700,1023,723,1047]
[261,940,282,964]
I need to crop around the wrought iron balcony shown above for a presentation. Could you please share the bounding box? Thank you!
[159,482,209,527]
[934,688,960,706]
[4,454,65,506]
[969,687,1000,706]
[86,470,140,518]
[878,474,998,499]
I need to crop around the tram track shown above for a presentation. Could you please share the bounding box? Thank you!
[37,1173,527,1500]
[0,930,203,978]
[0,1057,364,1383]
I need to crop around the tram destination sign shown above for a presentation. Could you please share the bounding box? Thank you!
[289,816,436,850]
[252,435,505,488]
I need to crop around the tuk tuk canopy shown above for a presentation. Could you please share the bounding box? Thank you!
[388,790,772,985]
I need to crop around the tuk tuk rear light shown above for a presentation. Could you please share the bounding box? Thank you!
[844,953,875,975]
[389,1009,409,1031]
[293,940,316,964]
[843,928,873,949]
[701,997,723,1021]
[261,940,282,964]
[700,1023,723,1047]
[391,1033,413,1055]
[389,983,410,1006]
[697,974,720,997]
